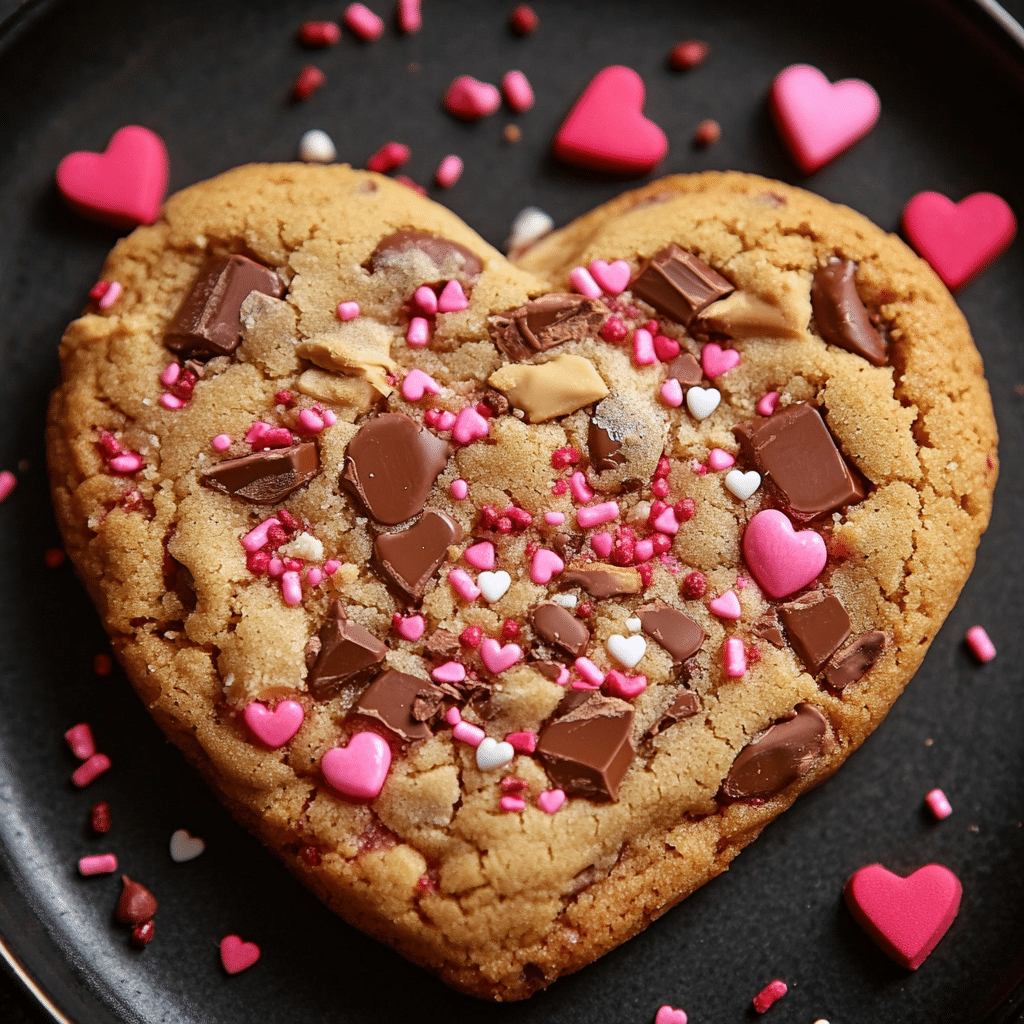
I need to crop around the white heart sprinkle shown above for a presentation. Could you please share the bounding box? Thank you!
[625,617,642,634]
[476,737,515,772]
[552,593,578,609]
[169,829,205,863]
[607,633,646,669]
[478,570,511,603]
[725,469,762,500]
[505,206,554,252]
[297,129,336,164]
[686,386,721,421]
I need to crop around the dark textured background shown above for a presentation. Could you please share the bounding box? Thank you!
[1,1,1024,1022]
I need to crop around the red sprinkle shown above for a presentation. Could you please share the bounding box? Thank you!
[65,723,96,760]
[416,874,438,892]
[98,431,123,458]
[394,175,427,196]
[693,119,721,147]
[683,571,707,600]
[552,479,568,496]
[638,563,654,587]
[278,509,299,531]
[577,601,593,618]
[292,65,326,101]
[72,753,111,788]
[651,533,672,555]
[90,801,112,834]
[300,844,323,867]
[247,550,271,575]
[94,654,113,675]
[274,389,294,405]
[130,919,156,948]
[44,547,66,568]
[752,979,788,1013]
[551,445,581,469]
[500,776,528,792]
[367,141,411,174]
[651,477,670,499]
[669,39,710,70]
[297,20,341,47]
[460,625,483,648]
[674,498,696,522]
[600,316,628,344]
[509,3,538,34]
[501,619,521,641]
[655,456,672,478]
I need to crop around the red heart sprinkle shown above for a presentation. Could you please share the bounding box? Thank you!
[220,934,261,975]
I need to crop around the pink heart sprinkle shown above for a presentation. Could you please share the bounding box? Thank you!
[591,532,613,558]
[506,730,538,753]
[902,191,1016,291]
[437,278,469,312]
[220,935,261,975]
[480,638,523,674]
[530,548,565,584]
[742,509,827,599]
[321,732,391,800]
[655,1007,688,1024]
[432,661,466,684]
[660,378,684,407]
[701,342,740,378]
[464,541,496,570]
[537,789,566,814]
[844,863,962,970]
[242,700,304,749]
[452,406,489,444]
[394,614,425,641]
[401,368,441,402]
[707,447,735,470]
[653,506,681,535]
[709,589,742,620]
[589,258,631,295]
[769,64,880,174]
[444,75,501,120]
[604,669,648,700]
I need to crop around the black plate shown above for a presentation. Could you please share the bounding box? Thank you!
[2,1,1024,1022]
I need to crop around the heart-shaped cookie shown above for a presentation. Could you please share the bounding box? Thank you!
[49,165,996,1000]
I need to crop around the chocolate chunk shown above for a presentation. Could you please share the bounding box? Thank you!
[752,613,785,648]
[479,389,510,418]
[342,413,451,525]
[811,260,887,366]
[307,600,388,700]
[778,591,851,675]
[588,418,625,473]
[646,688,701,740]
[201,442,319,504]
[374,509,462,602]
[489,294,607,362]
[638,601,704,662]
[165,255,284,360]
[825,631,886,691]
[532,603,590,658]
[354,669,443,741]
[631,244,734,326]
[668,352,703,386]
[533,660,565,681]
[587,396,656,478]
[411,688,448,725]
[721,703,832,802]
[537,693,635,802]
[561,564,642,597]
[424,628,460,663]
[734,403,866,520]
[368,229,482,284]
[116,875,158,925]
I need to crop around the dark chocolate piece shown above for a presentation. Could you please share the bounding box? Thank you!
[489,294,607,362]
[201,442,319,504]
[811,260,887,366]
[630,244,734,326]
[531,603,590,658]
[374,509,462,602]
[646,688,701,740]
[165,255,283,360]
[561,565,642,597]
[537,693,635,802]
[734,403,866,520]
[342,413,451,525]
[368,229,482,283]
[778,591,851,675]
[721,703,832,802]
[638,601,704,662]
[752,613,786,648]
[306,600,388,700]
[354,669,444,742]
[116,875,158,925]
[668,351,703,386]
[825,631,886,691]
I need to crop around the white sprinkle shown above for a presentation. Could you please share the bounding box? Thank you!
[625,617,642,634]
[298,129,337,164]
[552,593,577,609]
[279,531,323,561]
[505,206,554,252]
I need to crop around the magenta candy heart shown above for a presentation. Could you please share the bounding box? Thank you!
[243,699,304,749]
[742,509,826,599]
[220,934,261,975]
[530,548,564,584]
[321,732,391,800]
[56,125,169,228]
[902,191,1016,290]
[400,368,440,402]
[844,863,962,970]
[553,66,668,175]
[701,342,740,378]
[770,64,880,174]
[444,75,501,120]
[589,258,631,295]
[480,638,523,674]
[452,406,490,444]
[655,1007,688,1024]
[537,789,566,814]
[604,670,648,700]
[394,614,425,641]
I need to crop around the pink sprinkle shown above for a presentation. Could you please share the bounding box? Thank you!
[407,317,430,347]
[437,279,469,313]
[281,571,303,606]
[159,393,185,410]
[323,559,341,575]
[634,538,655,562]
[506,731,538,753]
[72,753,111,788]
[691,460,707,476]
[576,501,619,528]
[397,0,422,33]
[632,328,657,366]
[601,316,628,344]
[254,426,292,449]
[752,980,787,1013]
[452,721,485,746]
[724,637,747,678]
[572,679,600,691]
[245,422,269,444]
[544,511,565,526]
[65,724,96,760]
[450,479,469,500]
[653,333,680,361]
[435,155,464,188]
[336,301,360,321]
[574,657,606,687]
[242,517,280,553]
[464,541,496,570]
[211,433,231,451]
[159,362,181,387]
[708,448,735,470]
[444,75,501,120]
[966,625,996,662]
[322,409,337,427]
[500,796,527,812]
[448,568,482,602]
[591,532,613,558]
[604,670,648,700]
[413,285,438,314]
[569,471,594,503]
[268,557,285,577]
[709,589,742,620]
[653,506,681,535]
[432,661,467,683]
[401,368,441,402]
[78,853,118,876]
[757,391,780,416]
[501,776,528,793]
[452,406,489,444]
[395,174,426,195]
[97,280,122,310]
[0,471,16,503]
[530,548,564,585]
[926,788,953,820]
[367,141,410,173]
[569,266,602,300]
[660,379,684,407]
[305,567,323,587]
[293,64,325,101]
[298,408,325,433]
[344,3,385,40]
[509,3,538,34]
[651,477,670,498]
[502,70,534,111]
[445,706,462,726]
[298,20,341,47]
[436,410,457,431]
[108,452,142,473]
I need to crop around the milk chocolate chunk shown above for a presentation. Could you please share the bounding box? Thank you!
[561,564,642,597]
[343,413,451,525]
[778,591,851,675]
[307,600,388,700]
[721,703,832,802]
[811,260,887,366]
[489,294,607,362]
[734,403,866,520]
[354,669,443,741]
[631,244,734,326]
[201,442,319,504]
[752,613,785,648]
[646,688,701,740]
[668,352,703,386]
[165,255,284,360]
[537,693,635,801]
[532,603,590,658]
[374,509,462,602]
[825,631,886,691]
[588,419,624,473]
[368,229,482,283]
[638,601,704,662]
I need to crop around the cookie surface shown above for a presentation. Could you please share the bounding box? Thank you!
[47,165,997,1000]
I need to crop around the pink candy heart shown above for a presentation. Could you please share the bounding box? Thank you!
[400,368,441,402]
[463,541,496,570]
[770,64,880,174]
[452,406,490,445]
[530,548,564,584]
[444,75,501,120]
[844,863,962,970]
[589,258,631,295]
[56,125,169,228]
[537,789,566,814]
[902,191,1016,291]
[708,590,742,620]
[701,342,740,378]
[553,66,668,175]
[742,509,826,599]
[655,1007,688,1024]
[604,670,648,700]
[220,934,261,975]
[480,638,523,674]
[394,614,425,641]
[242,699,304,749]
[321,732,391,800]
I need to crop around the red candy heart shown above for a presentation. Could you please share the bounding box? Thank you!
[553,66,667,176]
[56,125,169,229]
[902,191,1016,290]
[219,934,261,975]
[844,863,962,969]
